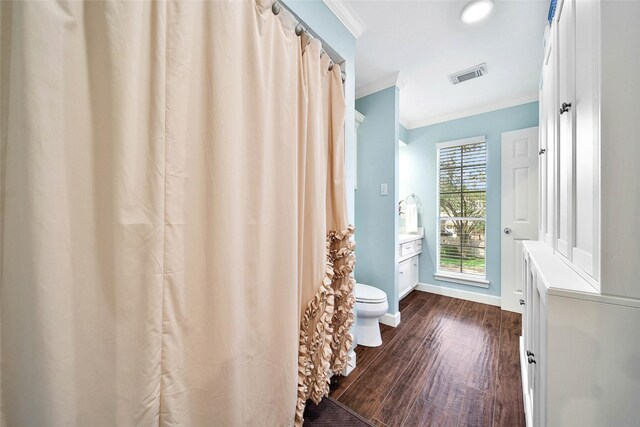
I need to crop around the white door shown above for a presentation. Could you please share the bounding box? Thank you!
[501,127,539,313]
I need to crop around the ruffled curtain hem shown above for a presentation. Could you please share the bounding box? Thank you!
[294,225,356,426]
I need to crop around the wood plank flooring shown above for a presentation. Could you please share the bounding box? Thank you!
[329,291,525,427]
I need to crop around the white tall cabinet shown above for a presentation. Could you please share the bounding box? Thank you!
[522,1,640,425]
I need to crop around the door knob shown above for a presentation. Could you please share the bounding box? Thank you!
[559,102,572,114]
[503,227,512,235]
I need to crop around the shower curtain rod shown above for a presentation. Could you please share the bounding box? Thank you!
[271,1,347,83]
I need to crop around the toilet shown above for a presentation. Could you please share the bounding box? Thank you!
[354,283,389,347]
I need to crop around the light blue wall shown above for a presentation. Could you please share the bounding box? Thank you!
[399,124,409,143]
[355,87,400,313]
[283,0,357,224]
[399,122,412,229]
[403,102,539,297]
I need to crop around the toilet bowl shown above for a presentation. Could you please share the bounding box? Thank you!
[354,283,388,347]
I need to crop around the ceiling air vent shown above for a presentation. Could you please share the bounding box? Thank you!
[449,63,487,85]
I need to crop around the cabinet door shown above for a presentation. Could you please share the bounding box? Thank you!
[573,0,600,280]
[532,269,551,427]
[556,0,575,258]
[399,259,411,298]
[539,86,547,242]
[542,26,557,247]
[528,270,538,427]
[411,255,419,287]
[528,268,548,427]
[537,284,548,427]
[523,254,534,360]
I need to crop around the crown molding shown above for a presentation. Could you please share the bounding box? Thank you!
[396,74,409,91]
[322,0,366,39]
[405,93,539,129]
[356,71,404,99]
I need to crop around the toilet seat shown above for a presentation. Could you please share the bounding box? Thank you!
[355,283,387,304]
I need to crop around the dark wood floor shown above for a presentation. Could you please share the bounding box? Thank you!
[329,291,525,427]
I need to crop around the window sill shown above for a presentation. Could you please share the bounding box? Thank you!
[434,272,490,288]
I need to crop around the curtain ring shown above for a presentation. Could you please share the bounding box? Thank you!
[328,63,334,71]
[295,24,304,36]
[272,2,281,15]
[341,71,346,82]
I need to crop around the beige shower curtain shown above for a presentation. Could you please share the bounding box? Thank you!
[0,1,353,426]
[294,33,355,426]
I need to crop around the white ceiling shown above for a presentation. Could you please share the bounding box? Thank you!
[346,0,549,128]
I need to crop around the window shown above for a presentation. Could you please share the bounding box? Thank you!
[436,136,487,283]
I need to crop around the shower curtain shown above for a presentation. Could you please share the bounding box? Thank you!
[0,1,354,426]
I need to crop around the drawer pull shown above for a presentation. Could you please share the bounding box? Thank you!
[528,356,536,364]
[519,299,525,306]
[559,102,572,114]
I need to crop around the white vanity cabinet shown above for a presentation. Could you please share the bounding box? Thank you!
[398,235,422,300]
[523,1,640,424]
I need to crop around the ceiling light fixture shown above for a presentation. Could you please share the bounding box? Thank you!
[461,0,494,24]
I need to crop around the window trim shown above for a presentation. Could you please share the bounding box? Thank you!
[435,135,489,285]
[434,272,490,288]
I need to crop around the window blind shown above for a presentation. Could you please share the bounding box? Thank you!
[438,141,487,277]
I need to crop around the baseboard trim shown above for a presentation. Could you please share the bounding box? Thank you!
[341,349,357,376]
[379,311,401,328]
[415,283,501,307]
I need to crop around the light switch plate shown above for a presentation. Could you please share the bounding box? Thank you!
[380,183,388,196]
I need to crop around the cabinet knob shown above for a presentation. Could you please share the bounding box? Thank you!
[528,356,537,364]
[519,299,525,306]
[538,148,546,155]
[503,227,512,235]
[526,350,534,357]
[559,102,572,114]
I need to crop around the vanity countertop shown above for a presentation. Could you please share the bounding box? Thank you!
[398,231,424,244]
